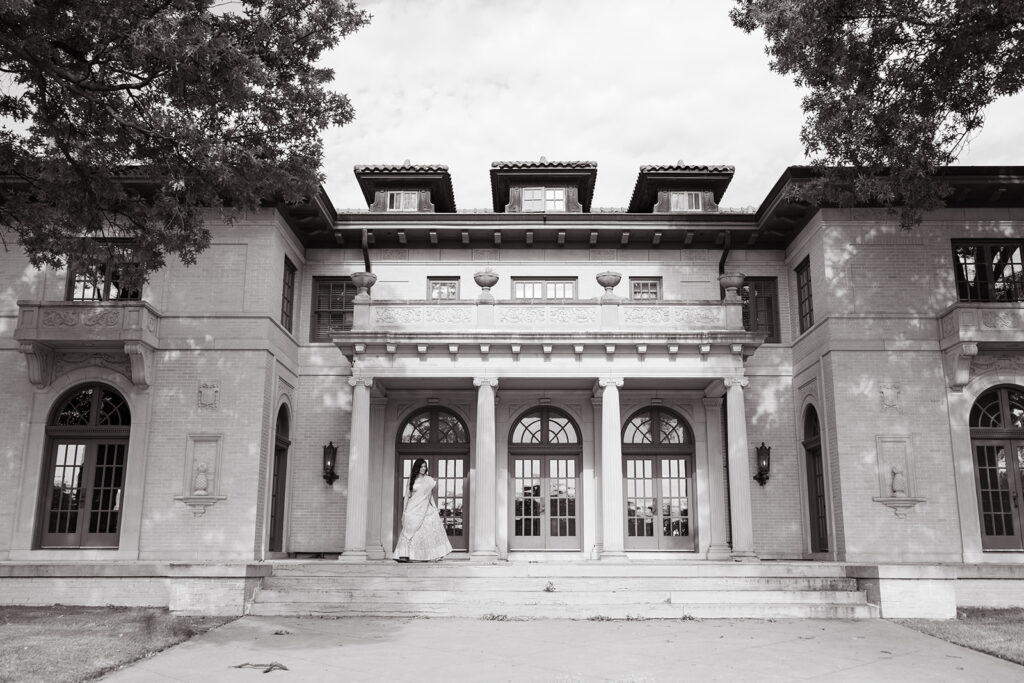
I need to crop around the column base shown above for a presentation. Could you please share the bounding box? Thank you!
[730,550,760,562]
[469,550,500,562]
[366,546,386,561]
[706,544,732,561]
[337,550,369,562]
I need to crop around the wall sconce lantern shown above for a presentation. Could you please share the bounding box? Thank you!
[323,442,339,485]
[753,442,771,486]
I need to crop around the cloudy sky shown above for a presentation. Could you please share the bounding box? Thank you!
[321,0,1024,212]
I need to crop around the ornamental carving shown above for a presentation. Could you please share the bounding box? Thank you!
[496,306,597,325]
[473,249,499,262]
[622,306,720,327]
[941,315,956,336]
[376,306,473,325]
[381,249,408,260]
[198,382,220,410]
[981,312,1016,329]
[970,354,1024,377]
[83,309,121,327]
[42,310,78,327]
[53,351,131,380]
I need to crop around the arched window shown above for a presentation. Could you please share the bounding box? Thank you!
[508,407,582,550]
[40,384,130,548]
[268,405,290,553]
[969,386,1024,550]
[803,405,828,553]
[395,407,470,551]
[622,407,695,550]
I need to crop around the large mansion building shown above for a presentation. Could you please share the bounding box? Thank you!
[1,160,1023,617]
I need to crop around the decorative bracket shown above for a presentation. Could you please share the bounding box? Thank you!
[123,341,154,388]
[872,496,926,519]
[19,342,53,388]
[174,494,227,517]
[943,342,978,391]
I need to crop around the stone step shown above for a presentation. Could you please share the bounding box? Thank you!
[267,561,852,579]
[247,601,879,620]
[258,576,860,592]
[253,588,868,606]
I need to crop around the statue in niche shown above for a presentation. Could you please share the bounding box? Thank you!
[193,462,210,496]
[890,465,907,497]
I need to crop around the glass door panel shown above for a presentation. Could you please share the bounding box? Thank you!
[625,457,657,548]
[660,457,692,550]
[510,456,581,550]
[43,442,87,547]
[396,455,468,552]
[624,455,694,550]
[82,442,125,547]
[974,441,1024,550]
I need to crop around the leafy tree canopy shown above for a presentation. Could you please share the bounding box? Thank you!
[731,0,1024,226]
[0,0,369,286]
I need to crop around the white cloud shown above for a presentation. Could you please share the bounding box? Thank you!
[321,0,1024,212]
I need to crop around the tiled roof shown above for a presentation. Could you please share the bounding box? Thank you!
[639,164,735,174]
[353,163,449,173]
[490,160,597,170]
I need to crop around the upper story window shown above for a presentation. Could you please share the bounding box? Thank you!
[630,278,662,300]
[741,277,780,343]
[66,244,141,302]
[953,240,1024,303]
[387,191,419,212]
[795,257,814,334]
[281,257,296,333]
[311,277,355,342]
[670,191,702,212]
[429,277,459,300]
[513,278,576,300]
[523,187,565,212]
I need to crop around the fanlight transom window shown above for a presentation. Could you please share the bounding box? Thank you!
[53,386,131,427]
[804,406,820,441]
[510,407,580,446]
[623,407,691,447]
[971,387,1024,430]
[399,408,469,446]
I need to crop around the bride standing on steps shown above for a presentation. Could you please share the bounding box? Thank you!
[394,458,452,562]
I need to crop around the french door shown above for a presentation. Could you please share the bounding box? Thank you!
[41,439,126,548]
[395,455,469,551]
[623,455,694,551]
[973,440,1024,550]
[510,455,581,550]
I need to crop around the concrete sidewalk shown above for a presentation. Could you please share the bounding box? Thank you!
[101,616,1023,682]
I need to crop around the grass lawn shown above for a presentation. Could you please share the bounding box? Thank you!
[0,605,234,683]
[895,607,1024,667]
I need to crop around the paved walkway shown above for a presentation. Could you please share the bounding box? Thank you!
[102,616,1023,682]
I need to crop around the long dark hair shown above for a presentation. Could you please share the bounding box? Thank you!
[408,458,428,493]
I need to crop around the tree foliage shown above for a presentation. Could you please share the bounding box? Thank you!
[0,0,368,286]
[731,0,1024,226]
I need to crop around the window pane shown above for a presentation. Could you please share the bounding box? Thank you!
[631,279,660,300]
[430,280,458,299]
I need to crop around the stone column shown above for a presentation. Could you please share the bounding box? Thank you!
[340,376,373,561]
[725,377,757,560]
[703,397,731,560]
[599,377,626,559]
[471,377,499,559]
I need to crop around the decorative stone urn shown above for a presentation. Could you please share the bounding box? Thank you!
[718,272,745,302]
[350,271,377,300]
[474,267,499,301]
[596,271,622,300]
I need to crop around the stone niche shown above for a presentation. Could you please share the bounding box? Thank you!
[871,435,925,517]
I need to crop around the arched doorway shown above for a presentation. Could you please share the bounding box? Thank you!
[803,406,829,553]
[39,384,130,548]
[622,406,695,551]
[268,406,290,553]
[970,385,1024,550]
[508,406,582,550]
[395,407,470,551]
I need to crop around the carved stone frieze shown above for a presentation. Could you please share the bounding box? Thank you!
[53,350,132,381]
[495,306,598,326]
[473,249,499,262]
[381,249,408,260]
[83,309,121,327]
[41,310,79,327]
[622,306,721,328]
[376,306,473,325]
[981,311,1016,329]
[970,353,1024,378]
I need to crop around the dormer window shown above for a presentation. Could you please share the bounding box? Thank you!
[670,191,703,212]
[523,187,566,212]
[387,191,419,211]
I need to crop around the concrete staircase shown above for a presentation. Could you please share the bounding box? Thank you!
[248,561,879,619]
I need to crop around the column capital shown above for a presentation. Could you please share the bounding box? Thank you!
[473,377,499,388]
[702,397,724,408]
[348,376,374,388]
[723,376,749,389]
[598,377,624,389]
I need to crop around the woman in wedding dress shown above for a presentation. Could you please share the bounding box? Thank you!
[394,458,452,562]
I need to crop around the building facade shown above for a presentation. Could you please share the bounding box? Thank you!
[1,160,1023,612]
